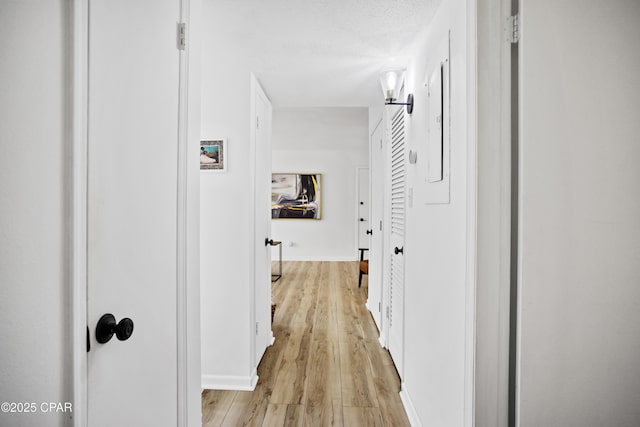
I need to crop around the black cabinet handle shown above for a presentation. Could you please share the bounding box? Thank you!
[366,230,373,235]
[96,313,134,344]
[359,218,365,222]
[394,246,404,255]
[265,238,274,246]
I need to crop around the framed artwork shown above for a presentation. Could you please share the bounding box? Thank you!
[200,139,225,171]
[272,173,322,219]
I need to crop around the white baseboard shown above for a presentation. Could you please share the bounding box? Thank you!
[201,372,258,391]
[365,301,383,333]
[366,300,374,313]
[271,256,357,262]
[399,386,422,427]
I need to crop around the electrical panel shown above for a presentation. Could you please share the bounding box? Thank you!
[423,32,451,205]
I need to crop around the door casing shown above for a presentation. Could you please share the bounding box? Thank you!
[368,118,384,334]
[474,0,514,426]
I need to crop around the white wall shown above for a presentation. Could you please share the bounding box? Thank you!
[200,0,261,388]
[0,2,71,426]
[271,108,368,261]
[395,0,472,425]
[517,2,640,426]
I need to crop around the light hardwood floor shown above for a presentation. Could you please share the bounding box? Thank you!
[202,261,410,427]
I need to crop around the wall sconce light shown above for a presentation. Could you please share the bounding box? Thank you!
[380,69,414,114]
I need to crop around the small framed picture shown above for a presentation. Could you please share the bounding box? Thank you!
[200,139,226,171]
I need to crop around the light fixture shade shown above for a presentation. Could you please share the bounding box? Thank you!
[380,70,405,103]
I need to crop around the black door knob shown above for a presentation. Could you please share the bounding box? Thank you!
[359,218,365,222]
[366,230,373,235]
[394,246,404,255]
[96,313,134,344]
[265,238,274,246]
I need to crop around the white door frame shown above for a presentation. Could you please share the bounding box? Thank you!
[368,117,384,334]
[70,1,198,425]
[71,2,88,425]
[472,0,513,425]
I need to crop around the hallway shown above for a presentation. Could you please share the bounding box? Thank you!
[202,261,410,426]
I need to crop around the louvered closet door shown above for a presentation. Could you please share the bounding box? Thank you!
[388,107,406,379]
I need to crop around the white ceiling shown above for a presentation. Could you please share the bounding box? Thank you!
[210,0,441,107]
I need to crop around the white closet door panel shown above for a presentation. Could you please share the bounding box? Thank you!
[388,107,406,379]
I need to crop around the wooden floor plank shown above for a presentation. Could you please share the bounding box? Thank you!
[283,404,305,427]
[342,406,385,427]
[201,390,236,427]
[201,261,410,427]
[304,262,341,413]
[219,391,252,426]
[336,263,380,408]
[332,398,344,427]
[261,403,288,427]
[270,263,320,404]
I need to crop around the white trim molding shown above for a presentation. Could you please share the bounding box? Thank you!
[474,0,514,426]
[201,373,259,392]
[465,0,479,427]
[71,2,89,427]
[275,256,358,262]
[399,387,422,427]
[249,73,258,376]
[176,0,192,426]
[378,335,386,349]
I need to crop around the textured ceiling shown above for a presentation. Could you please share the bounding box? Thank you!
[209,0,441,107]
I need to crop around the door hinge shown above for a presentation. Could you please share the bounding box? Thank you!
[379,220,383,231]
[507,14,520,44]
[178,23,186,50]
[256,116,260,129]
[379,302,381,313]
[386,306,390,319]
[255,322,259,335]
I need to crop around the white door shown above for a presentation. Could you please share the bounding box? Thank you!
[357,167,370,250]
[253,78,273,367]
[516,2,640,425]
[368,120,384,332]
[87,1,182,425]
[387,107,406,379]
